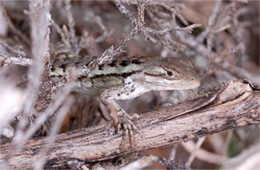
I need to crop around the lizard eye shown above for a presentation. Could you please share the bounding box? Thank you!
[166,71,173,76]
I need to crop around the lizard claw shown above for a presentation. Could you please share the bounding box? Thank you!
[114,111,141,139]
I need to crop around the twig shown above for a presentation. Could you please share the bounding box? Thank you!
[0,55,32,67]
[0,40,27,57]
[77,25,140,77]
[223,131,233,157]
[175,31,260,85]
[115,0,189,53]
[33,96,74,170]
[196,0,223,43]
[64,0,79,54]
[2,80,74,165]
[168,144,179,161]
[182,140,226,165]
[5,0,51,163]
[185,137,206,167]
[0,39,31,67]
[120,155,158,170]
[0,3,30,47]
[94,16,113,43]
[0,3,8,36]
[114,0,137,24]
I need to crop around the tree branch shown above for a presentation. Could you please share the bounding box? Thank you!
[0,80,259,169]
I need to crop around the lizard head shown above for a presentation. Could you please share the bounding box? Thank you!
[142,57,201,90]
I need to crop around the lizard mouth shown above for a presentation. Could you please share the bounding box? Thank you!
[170,79,201,89]
[144,78,201,90]
[185,80,201,89]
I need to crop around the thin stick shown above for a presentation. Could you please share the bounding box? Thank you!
[185,137,206,167]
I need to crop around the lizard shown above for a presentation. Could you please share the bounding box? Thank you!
[49,48,201,137]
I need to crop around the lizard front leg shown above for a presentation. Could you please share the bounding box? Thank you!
[100,87,140,136]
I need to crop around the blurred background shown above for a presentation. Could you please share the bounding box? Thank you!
[0,0,259,169]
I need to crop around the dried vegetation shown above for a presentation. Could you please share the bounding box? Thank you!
[0,0,259,169]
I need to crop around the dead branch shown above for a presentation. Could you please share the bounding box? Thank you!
[3,0,51,164]
[0,80,259,169]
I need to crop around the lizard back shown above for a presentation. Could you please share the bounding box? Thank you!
[50,52,154,96]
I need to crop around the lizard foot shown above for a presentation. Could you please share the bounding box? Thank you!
[114,111,141,139]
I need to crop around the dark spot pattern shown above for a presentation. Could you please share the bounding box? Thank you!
[90,71,141,81]
[56,75,62,78]
[109,61,117,67]
[98,64,104,70]
[77,77,83,81]
[132,59,142,65]
[75,61,81,65]
[77,76,87,82]
[60,64,67,72]
[51,67,55,72]
[120,60,128,67]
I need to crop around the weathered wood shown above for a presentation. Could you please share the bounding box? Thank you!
[0,80,259,169]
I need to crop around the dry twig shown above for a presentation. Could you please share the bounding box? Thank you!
[4,0,51,163]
